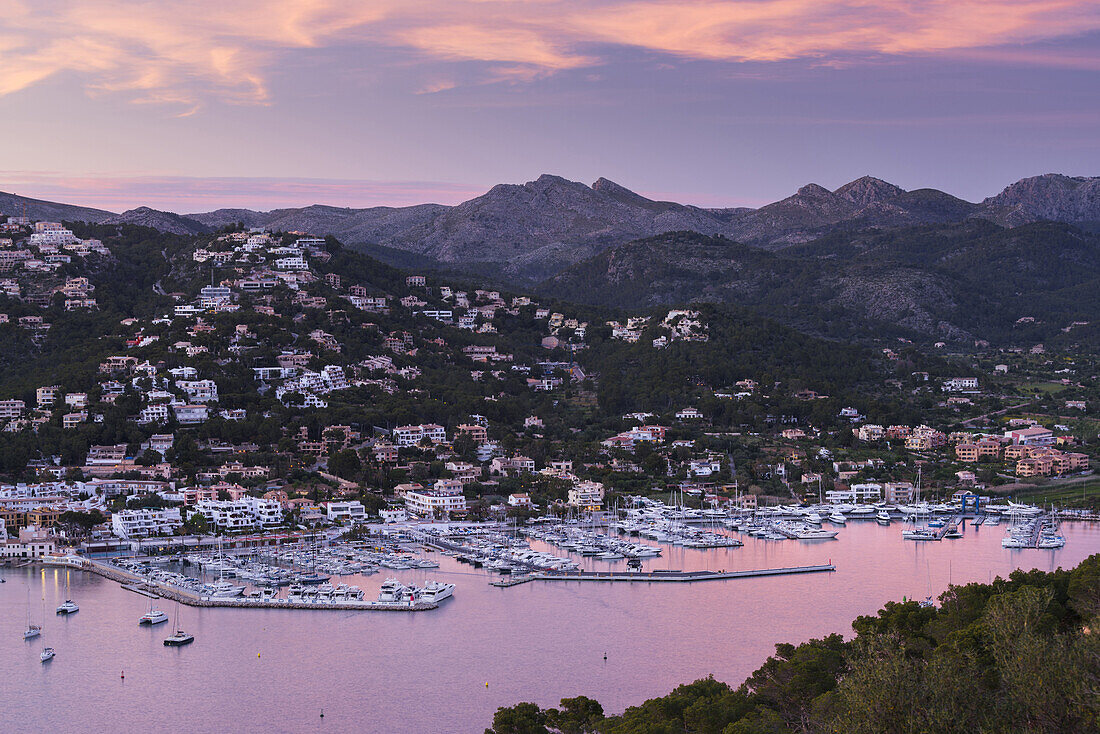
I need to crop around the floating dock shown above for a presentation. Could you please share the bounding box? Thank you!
[531,564,836,583]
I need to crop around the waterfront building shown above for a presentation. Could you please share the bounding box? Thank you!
[111,507,183,539]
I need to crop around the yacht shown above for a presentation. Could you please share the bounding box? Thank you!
[139,609,169,625]
[876,511,891,525]
[417,581,455,602]
[791,527,838,540]
[56,600,79,615]
[828,512,846,525]
[1038,534,1066,549]
[40,647,55,662]
[207,580,245,598]
[377,578,412,603]
[902,528,940,541]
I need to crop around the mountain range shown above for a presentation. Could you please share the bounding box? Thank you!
[3,172,1100,342]
[3,173,1099,284]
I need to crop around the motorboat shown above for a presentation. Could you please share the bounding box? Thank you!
[417,581,455,602]
[828,512,846,525]
[40,647,55,662]
[206,580,245,598]
[56,600,79,615]
[790,527,838,540]
[902,528,940,541]
[876,511,891,525]
[377,578,412,603]
[139,609,169,625]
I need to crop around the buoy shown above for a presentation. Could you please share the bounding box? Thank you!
[320,709,325,719]
[603,653,607,660]
[485,682,489,688]
[121,670,125,679]
[257,652,261,658]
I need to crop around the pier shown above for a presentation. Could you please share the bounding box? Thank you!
[530,563,836,583]
[74,558,438,611]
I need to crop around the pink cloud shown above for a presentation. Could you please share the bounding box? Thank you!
[0,1,1097,109]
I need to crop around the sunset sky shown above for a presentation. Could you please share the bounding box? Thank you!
[1,0,1098,212]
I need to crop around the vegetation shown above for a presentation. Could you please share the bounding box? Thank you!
[487,554,1100,733]
[541,222,1100,345]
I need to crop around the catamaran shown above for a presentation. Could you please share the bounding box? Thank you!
[139,606,169,625]
[163,603,194,646]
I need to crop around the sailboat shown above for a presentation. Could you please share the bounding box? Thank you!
[139,599,169,625]
[56,570,79,615]
[40,647,56,662]
[23,585,41,640]
[163,602,194,646]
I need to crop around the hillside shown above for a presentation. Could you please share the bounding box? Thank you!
[0,191,114,223]
[103,207,212,235]
[540,222,1100,343]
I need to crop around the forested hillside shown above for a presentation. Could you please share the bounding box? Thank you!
[540,222,1100,344]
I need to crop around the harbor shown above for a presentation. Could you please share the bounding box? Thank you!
[6,518,1100,734]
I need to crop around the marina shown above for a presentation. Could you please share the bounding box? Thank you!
[4,519,1099,734]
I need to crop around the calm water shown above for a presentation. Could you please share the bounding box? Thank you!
[3,520,1099,733]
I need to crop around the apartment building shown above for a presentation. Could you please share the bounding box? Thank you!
[111,507,183,539]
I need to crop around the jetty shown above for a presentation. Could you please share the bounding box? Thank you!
[530,563,835,583]
[75,558,437,611]
[490,575,535,588]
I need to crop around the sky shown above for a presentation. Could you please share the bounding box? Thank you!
[1,0,1098,213]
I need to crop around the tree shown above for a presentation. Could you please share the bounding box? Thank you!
[57,509,105,538]
[328,449,362,480]
[545,697,603,734]
[485,702,548,734]
[184,511,210,535]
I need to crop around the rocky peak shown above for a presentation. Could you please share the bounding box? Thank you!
[795,183,834,199]
[835,176,905,206]
[982,174,1100,225]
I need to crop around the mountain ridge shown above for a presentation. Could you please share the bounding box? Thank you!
[3,173,1099,282]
